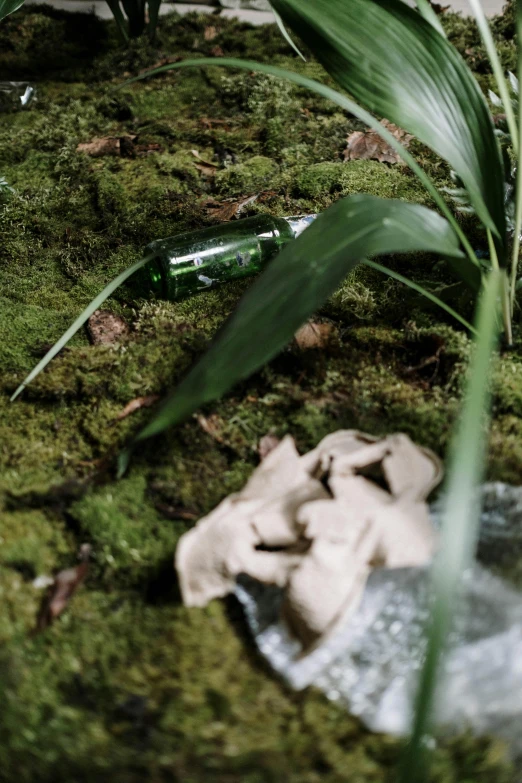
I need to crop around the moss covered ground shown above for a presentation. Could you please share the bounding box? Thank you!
[0,5,521,781]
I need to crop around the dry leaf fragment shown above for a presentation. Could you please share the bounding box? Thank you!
[87,310,129,346]
[35,544,91,632]
[210,46,225,57]
[76,135,137,158]
[344,120,413,165]
[204,25,218,40]
[197,413,225,443]
[191,149,218,167]
[115,395,160,422]
[203,194,258,221]
[294,321,335,350]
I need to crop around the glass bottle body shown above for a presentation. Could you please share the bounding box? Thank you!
[144,214,311,300]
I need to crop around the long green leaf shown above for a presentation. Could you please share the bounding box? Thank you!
[467,0,518,154]
[363,260,477,334]
[121,57,481,281]
[118,195,463,474]
[271,6,306,61]
[105,0,130,44]
[0,0,24,21]
[10,255,154,402]
[401,269,501,780]
[271,0,506,261]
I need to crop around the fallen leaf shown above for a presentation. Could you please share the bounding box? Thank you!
[77,137,120,157]
[294,321,335,350]
[204,25,217,40]
[259,433,281,461]
[197,414,225,443]
[76,135,137,158]
[35,544,91,632]
[156,502,199,521]
[203,194,258,221]
[194,163,218,177]
[192,150,219,177]
[115,395,160,422]
[210,45,225,57]
[140,55,182,74]
[87,310,129,346]
[344,120,413,165]
[191,149,218,167]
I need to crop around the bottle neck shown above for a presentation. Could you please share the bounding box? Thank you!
[284,214,318,239]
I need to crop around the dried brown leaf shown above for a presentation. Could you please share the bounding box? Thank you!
[87,310,129,346]
[204,25,217,40]
[197,414,225,443]
[344,119,413,165]
[210,45,225,57]
[294,321,335,350]
[115,395,160,422]
[35,544,91,632]
[203,194,258,221]
[76,136,137,158]
[191,149,218,168]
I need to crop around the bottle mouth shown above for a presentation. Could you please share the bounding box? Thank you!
[284,214,318,238]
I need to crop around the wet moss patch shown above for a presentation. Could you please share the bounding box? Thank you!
[0,5,520,781]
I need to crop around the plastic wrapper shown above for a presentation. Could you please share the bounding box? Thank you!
[0,82,36,113]
[235,483,522,759]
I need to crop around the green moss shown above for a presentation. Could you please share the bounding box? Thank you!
[215,155,280,195]
[295,160,430,206]
[0,6,520,781]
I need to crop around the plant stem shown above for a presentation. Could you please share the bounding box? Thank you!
[468,0,519,154]
[400,270,501,782]
[414,0,446,36]
[511,0,522,314]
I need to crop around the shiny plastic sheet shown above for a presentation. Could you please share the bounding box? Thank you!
[235,483,522,758]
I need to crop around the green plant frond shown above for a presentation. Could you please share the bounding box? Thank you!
[363,260,477,334]
[10,255,154,402]
[120,56,481,275]
[271,0,506,261]
[401,269,501,779]
[413,0,446,37]
[468,0,518,154]
[271,6,306,61]
[118,195,463,474]
[0,0,24,21]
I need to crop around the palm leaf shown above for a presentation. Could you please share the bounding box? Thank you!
[118,195,463,473]
[0,0,24,22]
[401,269,501,779]
[271,0,506,262]
[121,57,481,283]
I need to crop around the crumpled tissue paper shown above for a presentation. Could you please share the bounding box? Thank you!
[175,431,522,759]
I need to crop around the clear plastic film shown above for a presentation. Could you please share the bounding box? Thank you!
[0,82,36,113]
[235,483,522,759]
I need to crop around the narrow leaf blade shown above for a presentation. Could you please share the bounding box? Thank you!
[272,0,506,258]
[0,0,24,21]
[120,195,463,470]
[401,269,501,779]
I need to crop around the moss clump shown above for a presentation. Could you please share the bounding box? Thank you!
[295,160,431,205]
[0,6,520,782]
[215,155,280,195]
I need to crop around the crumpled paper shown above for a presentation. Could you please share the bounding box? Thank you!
[176,430,442,648]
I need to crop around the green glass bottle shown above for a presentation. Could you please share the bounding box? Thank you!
[144,213,317,300]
